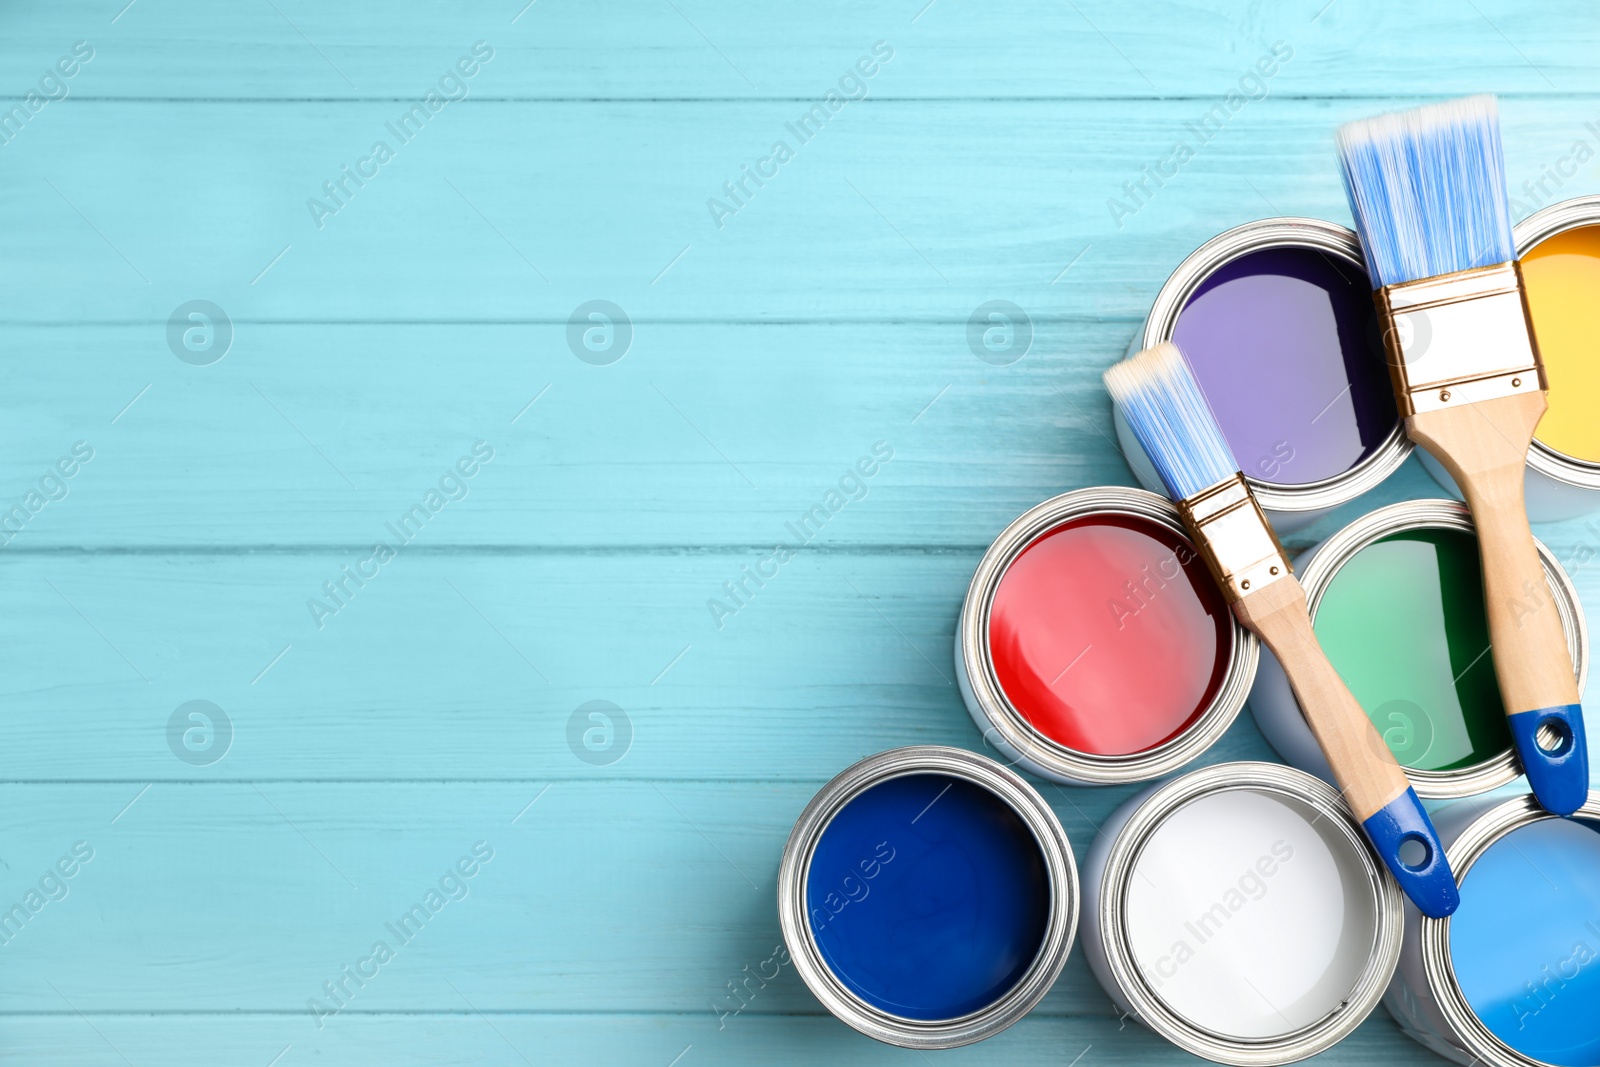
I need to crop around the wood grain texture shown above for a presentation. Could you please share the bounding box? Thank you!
[2,1,1597,1064]
[0,778,1201,1014]
[0,1010,1427,1066]
[3,100,1600,323]
[3,324,1600,552]
[0,549,1591,782]
[1232,576,1410,820]
[1409,394,1582,711]
[4,1,1600,100]
[0,550,1321,781]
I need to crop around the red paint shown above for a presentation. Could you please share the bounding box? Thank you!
[988,514,1232,756]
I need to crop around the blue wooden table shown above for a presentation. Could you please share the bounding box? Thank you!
[1,2,1597,1063]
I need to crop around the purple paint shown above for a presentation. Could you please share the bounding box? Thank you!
[1172,247,1395,486]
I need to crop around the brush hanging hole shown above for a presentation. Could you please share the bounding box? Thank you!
[1535,719,1572,755]
[1397,834,1432,871]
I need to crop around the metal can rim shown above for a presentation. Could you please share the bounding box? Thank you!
[1513,194,1600,488]
[776,745,1078,1049]
[1137,216,1412,513]
[1095,761,1404,1066]
[1417,791,1600,1067]
[1295,498,1589,798]
[958,487,1259,784]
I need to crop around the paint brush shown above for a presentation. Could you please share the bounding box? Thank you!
[1106,341,1459,918]
[1337,95,1588,817]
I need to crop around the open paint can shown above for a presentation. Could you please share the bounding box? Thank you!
[1114,217,1409,532]
[1384,790,1600,1067]
[1081,761,1403,1065]
[1418,195,1600,520]
[777,745,1077,1048]
[1251,499,1587,798]
[956,487,1258,784]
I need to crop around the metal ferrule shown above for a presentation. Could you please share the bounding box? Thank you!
[1178,474,1292,602]
[1375,261,1546,418]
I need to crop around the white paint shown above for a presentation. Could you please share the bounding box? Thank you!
[1124,788,1378,1038]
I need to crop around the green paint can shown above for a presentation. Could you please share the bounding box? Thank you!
[1251,500,1589,798]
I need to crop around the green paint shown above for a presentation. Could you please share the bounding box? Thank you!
[1313,529,1512,771]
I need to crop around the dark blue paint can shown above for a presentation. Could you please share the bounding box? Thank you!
[779,746,1076,1048]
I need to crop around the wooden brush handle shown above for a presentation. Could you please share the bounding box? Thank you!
[1234,577,1459,918]
[1409,394,1589,816]
[1235,578,1411,819]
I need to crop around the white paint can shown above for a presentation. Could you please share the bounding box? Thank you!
[1080,762,1402,1065]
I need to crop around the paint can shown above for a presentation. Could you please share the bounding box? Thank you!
[956,487,1258,784]
[777,745,1077,1048]
[1250,499,1587,798]
[1417,195,1600,520]
[1081,761,1403,1065]
[1384,790,1600,1067]
[1113,217,1410,532]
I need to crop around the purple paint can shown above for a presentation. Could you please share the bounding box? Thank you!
[1114,218,1410,531]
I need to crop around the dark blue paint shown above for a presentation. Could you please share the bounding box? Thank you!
[1360,786,1458,918]
[1508,704,1589,817]
[1451,817,1600,1066]
[805,773,1049,1020]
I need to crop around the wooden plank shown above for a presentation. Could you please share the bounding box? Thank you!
[0,776,1147,1013]
[1,550,1593,780]
[1,3,1594,1064]
[0,549,1247,779]
[1,0,1597,100]
[4,322,1599,550]
[0,320,1131,549]
[0,771,1473,1025]
[1,100,1598,324]
[0,1010,1427,1065]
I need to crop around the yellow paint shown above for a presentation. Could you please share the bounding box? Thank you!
[1522,224,1600,462]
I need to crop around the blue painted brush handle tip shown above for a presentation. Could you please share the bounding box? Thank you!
[1362,787,1459,919]
[1509,704,1589,817]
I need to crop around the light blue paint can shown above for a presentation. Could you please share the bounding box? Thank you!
[1385,791,1600,1067]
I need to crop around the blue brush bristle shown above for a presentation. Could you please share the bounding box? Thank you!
[1336,95,1515,287]
[1103,342,1239,501]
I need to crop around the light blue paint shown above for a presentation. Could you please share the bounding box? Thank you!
[0,0,1596,1063]
[1451,818,1600,1066]
[805,773,1049,1020]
